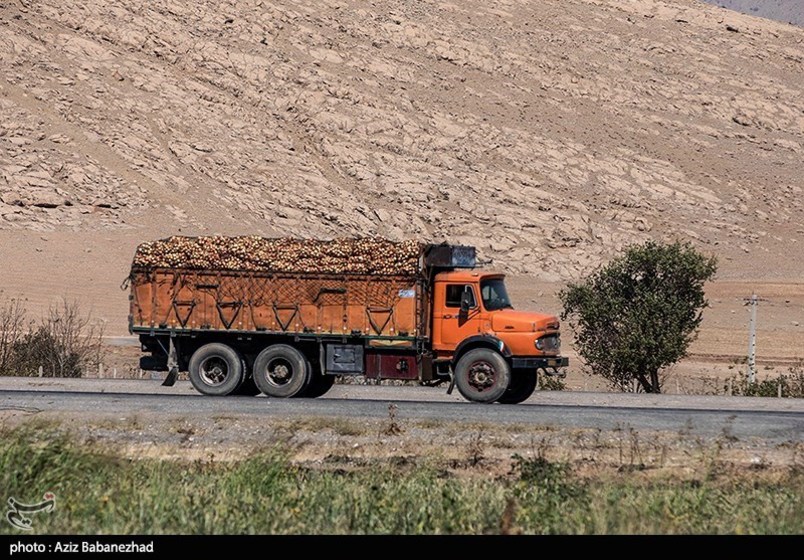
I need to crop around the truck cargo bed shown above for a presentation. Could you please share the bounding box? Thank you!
[129,268,426,340]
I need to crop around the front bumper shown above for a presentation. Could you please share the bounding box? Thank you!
[511,356,569,369]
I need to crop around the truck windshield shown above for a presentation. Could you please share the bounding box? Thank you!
[480,278,513,311]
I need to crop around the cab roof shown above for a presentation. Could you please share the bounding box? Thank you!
[434,269,504,282]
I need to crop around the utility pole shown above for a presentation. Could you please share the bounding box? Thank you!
[744,293,765,384]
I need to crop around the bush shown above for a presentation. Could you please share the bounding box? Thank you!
[0,293,27,374]
[0,297,104,378]
[726,368,804,399]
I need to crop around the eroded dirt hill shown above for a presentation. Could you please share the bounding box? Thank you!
[0,0,802,328]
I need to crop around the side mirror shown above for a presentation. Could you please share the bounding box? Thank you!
[459,289,472,319]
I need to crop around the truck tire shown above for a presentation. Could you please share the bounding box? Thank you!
[496,372,537,404]
[233,371,261,396]
[454,348,510,403]
[188,343,244,396]
[253,344,311,398]
[302,372,335,398]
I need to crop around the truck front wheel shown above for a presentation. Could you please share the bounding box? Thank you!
[302,372,335,398]
[253,344,311,398]
[454,348,510,403]
[496,372,537,404]
[188,343,244,396]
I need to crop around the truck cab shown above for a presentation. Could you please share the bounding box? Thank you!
[430,270,568,403]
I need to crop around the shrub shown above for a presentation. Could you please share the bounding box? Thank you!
[0,297,104,378]
[726,368,804,399]
[0,293,27,375]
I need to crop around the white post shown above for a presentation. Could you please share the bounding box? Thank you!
[99,363,104,379]
[747,294,757,384]
[38,366,43,378]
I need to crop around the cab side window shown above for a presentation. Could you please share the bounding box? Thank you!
[446,285,476,308]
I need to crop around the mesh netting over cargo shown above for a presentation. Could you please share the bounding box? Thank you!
[131,236,425,276]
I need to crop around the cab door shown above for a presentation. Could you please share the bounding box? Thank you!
[432,283,482,351]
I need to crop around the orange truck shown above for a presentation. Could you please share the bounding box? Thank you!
[127,236,567,403]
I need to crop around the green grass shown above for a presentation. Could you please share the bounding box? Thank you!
[0,428,801,535]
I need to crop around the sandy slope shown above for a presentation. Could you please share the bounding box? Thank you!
[0,1,802,366]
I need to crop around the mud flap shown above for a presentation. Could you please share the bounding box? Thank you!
[446,370,456,395]
[162,338,179,387]
[162,368,179,387]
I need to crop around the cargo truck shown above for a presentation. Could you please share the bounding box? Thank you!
[127,236,568,404]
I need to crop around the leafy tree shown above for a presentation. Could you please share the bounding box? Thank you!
[559,240,717,393]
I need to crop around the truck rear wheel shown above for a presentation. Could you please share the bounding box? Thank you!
[253,344,311,398]
[232,371,261,396]
[454,348,510,403]
[496,372,537,404]
[188,343,244,396]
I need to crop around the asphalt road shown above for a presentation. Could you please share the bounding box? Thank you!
[1,378,802,441]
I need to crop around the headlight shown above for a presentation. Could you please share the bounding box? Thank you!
[535,335,560,351]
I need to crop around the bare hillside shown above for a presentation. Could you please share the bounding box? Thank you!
[1,0,803,334]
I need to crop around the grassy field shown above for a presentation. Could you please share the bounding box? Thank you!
[1,426,801,535]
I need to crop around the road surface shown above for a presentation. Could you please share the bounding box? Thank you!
[0,378,802,441]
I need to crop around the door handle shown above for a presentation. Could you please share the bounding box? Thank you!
[443,314,453,319]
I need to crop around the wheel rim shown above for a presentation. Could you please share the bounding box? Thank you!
[466,360,498,392]
[199,356,229,386]
[263,357,295,388]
